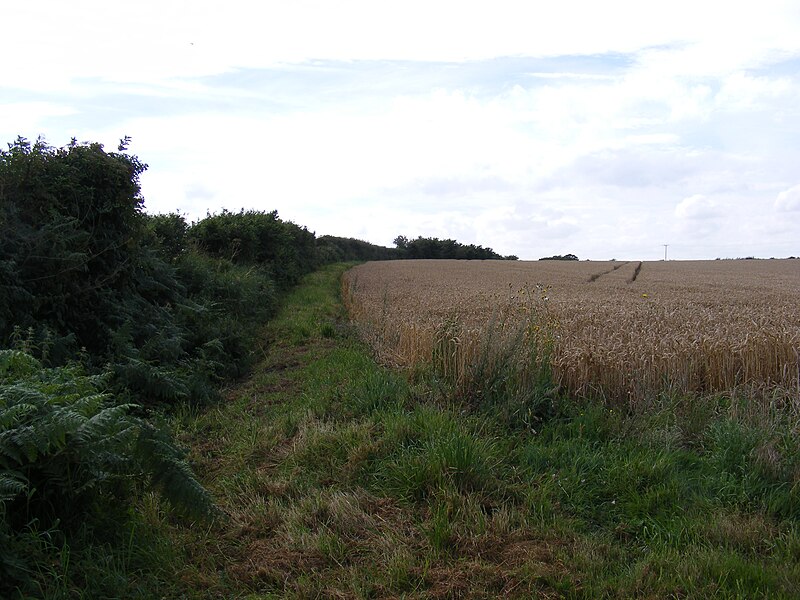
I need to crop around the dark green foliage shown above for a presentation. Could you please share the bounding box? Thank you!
[187,208,316,288]
[135,419,214,516]
[144,212,189,260]
[0,349,213,593]
[171,251,277,381]
[0,136,147,362]
[539,253,579,261]
[316,235,399,263]
[394,235,517,260]
[0,139,279,407]
[0,136,297,595]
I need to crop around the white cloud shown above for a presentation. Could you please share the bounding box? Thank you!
[0,102,77,137]
[675,194,721,219]
[715,72,795,111]
[775,185,800,211]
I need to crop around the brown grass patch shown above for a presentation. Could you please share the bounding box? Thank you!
[422,535,568,599]
[227,538,328,588]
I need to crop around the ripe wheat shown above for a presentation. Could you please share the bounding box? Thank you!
[343,259,800,407]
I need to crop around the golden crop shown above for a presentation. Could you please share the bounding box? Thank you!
[343,259,800,407]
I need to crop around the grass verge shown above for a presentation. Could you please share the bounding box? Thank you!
[148,263,800,598]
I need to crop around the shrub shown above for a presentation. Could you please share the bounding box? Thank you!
[0,138,281,407]
[144,212,189,260]
[0,349,213,591]
[187,209,317,288]
[0,137,147,360]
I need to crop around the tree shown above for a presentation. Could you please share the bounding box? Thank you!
[393,235,513,260]
[539,253,578,261]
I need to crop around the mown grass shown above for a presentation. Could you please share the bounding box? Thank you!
[126,263,800,598]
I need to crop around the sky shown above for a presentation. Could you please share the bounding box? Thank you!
[3,1,800,260]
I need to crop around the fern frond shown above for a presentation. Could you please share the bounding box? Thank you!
[114,358,190,403]
[74,403,136,445]
[68,393,109,416]
[0,384,47,409]
[0,472,27,504]
[2,424,42,463]
[36,405,86,450]
[0,350,40,381]
[0,403,36,429]
[135,422,215,518]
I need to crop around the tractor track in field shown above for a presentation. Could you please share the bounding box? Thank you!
[587,260,644,284]
[587,261,630,283]
[627,261,643,284]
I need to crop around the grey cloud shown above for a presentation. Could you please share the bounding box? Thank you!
[185,182,217,202]
[500,215,579,239]
[541,148,702,190]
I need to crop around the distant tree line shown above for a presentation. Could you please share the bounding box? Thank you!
[317,235,399,263]
[320,234,520,262]
[715,256,799,260]
[539,253,579,261]
[393,235,518,260]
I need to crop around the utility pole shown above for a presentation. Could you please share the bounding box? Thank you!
[663,244,669,261]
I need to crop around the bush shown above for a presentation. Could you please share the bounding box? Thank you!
[172,252,277,379]
[144,212,189,260]
[0,349,213,592]
[0,137,147,360]
[0,138,281,408]
[539,253,579,261]
[316,235,398,263]
[187,209,317,288]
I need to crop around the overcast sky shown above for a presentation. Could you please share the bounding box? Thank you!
[3,1,800,260]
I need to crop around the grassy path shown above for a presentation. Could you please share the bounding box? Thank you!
[157,263,800,599]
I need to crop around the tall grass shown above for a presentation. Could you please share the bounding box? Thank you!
[346,273,560,430]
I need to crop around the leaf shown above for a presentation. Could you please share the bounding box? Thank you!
[0,471,28,503]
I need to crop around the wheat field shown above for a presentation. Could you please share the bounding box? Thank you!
[343,259,800,407]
